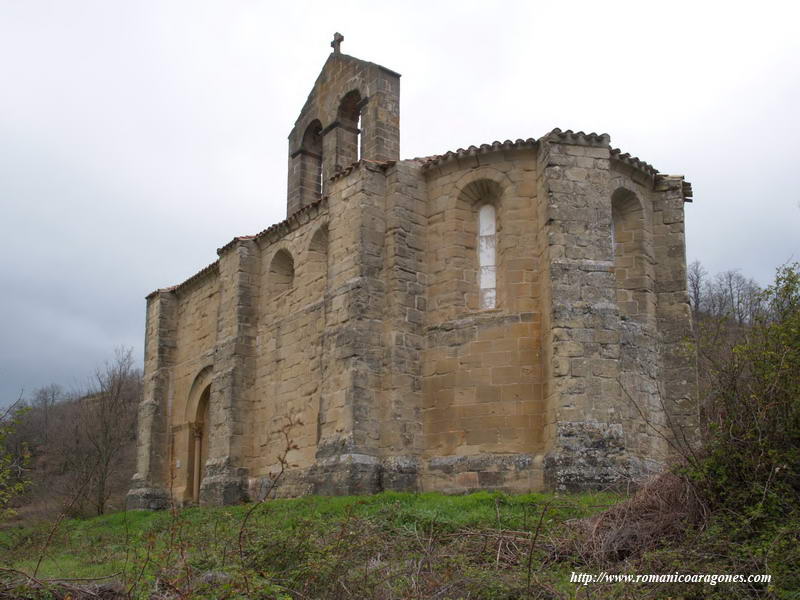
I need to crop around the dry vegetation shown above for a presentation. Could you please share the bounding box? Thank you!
[1,490,622,600]
[4,348,140,521]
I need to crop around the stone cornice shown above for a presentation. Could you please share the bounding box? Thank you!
[682,180,693,202]
[289,148,322,160]
[655,174,694,203]
[328,158,396,182]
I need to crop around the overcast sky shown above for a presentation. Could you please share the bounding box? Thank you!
[1,0,798,405]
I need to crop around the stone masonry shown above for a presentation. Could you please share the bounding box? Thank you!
[128,35,697,509]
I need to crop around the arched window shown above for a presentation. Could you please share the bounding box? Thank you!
[458,178,503,311]
[478,204,497,309]
[269,249,295,296]
[336,90,362,169]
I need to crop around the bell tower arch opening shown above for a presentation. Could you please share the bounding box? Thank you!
[335,89,363,169]
[302,120,323,199]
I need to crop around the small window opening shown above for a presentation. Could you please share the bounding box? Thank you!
[478,204,497,309]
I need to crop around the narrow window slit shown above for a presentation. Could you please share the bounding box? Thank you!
[478,204,497,309]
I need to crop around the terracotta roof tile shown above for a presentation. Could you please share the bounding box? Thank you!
[545,128,610,145]
[216,196,328,256]
[146,259,219,299]
[610,147,658,177]
[415,129,689,201]
[416,138,537,168]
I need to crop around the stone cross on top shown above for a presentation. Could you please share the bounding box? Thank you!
[331,32,344,54]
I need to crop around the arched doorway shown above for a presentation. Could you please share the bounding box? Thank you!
[191,385,210,503]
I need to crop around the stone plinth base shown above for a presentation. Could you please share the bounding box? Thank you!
[544,421,631,492]
[423,453,544,494]
[199,463,248,506]
[126,484,170,510]
[248,454,421,499]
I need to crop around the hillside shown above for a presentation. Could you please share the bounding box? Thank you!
[2,490,620,599]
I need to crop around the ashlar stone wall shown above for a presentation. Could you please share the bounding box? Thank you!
[420,147,545,493]
[128,47,697,509]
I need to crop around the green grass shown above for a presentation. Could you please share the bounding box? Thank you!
[0,490,620,598]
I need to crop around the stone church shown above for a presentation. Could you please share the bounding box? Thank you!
[128,35,697,509]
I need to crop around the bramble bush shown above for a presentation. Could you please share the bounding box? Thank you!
[697,263,800,516]
[0,404,30,522]
[687,263,800,597]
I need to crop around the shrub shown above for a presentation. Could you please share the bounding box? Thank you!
[697,263,800,519]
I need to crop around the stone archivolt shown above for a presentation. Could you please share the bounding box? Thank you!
[128,38,697,509]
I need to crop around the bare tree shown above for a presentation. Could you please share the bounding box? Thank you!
[706,269,762,325]
[79,347,141,515]
[4,349,141,519]
[43,348,142,515]
[30,384,63,447]
[687,260,707,320]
